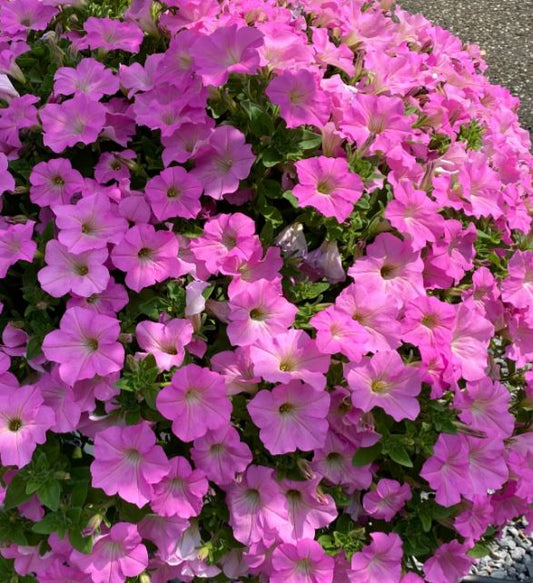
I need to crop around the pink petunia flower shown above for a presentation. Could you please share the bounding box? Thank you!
[29,158,84,207]
[150,456,208,519]
[280,478,338,543]
[420,433,470,507]
[0,384,55,468]
[40,94,107,153]
[156,364,231,442]
[362,479,412,522]
[453,495,493,540]
[145,166,203,221]
[345,351,422,422]
[135,318,193,371]
[226,279,297,347]
[191,425,253,486]
[191,24,264,86]
[266,70,331,129]
[348,233,425,306]
[77,17,144,52]
[37,367,83,433]
[53,58,119,100]
[501,250,533,309]
[42,307,124,385]
[52,193,128,254]
[91,421,169,507]
[37,240,110,298]
[111,224,183,292]
[192,125,255,199]
[0,153,14,195]
[250,329,331,390]
[349,532,403,583]
[271,539,334,583]
[67,278,129,316]
[401,295,455,349]
[423,541,474,583]
[248,380,330,455]
[0,221,36,279]
[226,465,289,546]
[292,156,364,223]
[71,522,148,583]
[0,0,57,33]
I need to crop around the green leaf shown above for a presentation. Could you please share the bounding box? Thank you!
[71,481,88,508]
[69,529,93,554]
[26,336,43,360]
[468,542,491,558]
[386,442,413,467]
[352,442,382,466]
[298,129,322,150]
[32,512,64,535]
[4,474,32,509]
[38,480,61,511]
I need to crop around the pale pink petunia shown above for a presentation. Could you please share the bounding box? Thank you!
[210,346,261,395]
[345,351,422,422]
[150,456,208,519]
[111,224,183,292]
[0,221,36,279]
[401,295,455,349]
[450,303,493,382]
[37,240,109,298]
[191,24,264,86]
[385,177,445,250]
[67,278,129,316]
[52,193,128,254]
[71,522,148,583]
[312,27,355,76]
[248,380,330,455]
[41,307,124,385]
[362,479,412,522]
[91,422,169,507]
[192,125,255,200]
[40,94,107,153]
[138,514,190,563]
[420,433,470,507]
[266,69,331,129]
[37,368,82,433]
[135,318,193,372]
[348,233,425,306]
[0,384,55,468]
[501,250,533,309]
[145,166,203,221]
[226,465,289,546]
[280,478,338,543]
[191,425,253,486]
[250,329,331,390]
[271,539,334,583]
[29,158,84,207]
[454,378,514,439]
[77,17,144,52]
[349,532,403,583]
[156,364,231,442]
[292,156,364,223]
[53,58,119,99]
[423,541,474,583]
[226,279,297,347]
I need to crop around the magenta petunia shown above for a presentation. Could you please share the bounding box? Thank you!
[293,156,364,223]
[53,58,119,100]
[248,380,330,455]
[41,307,124,385]
[91,422,169,507]
[0,384,55,468]
[0,153,14,195]
[362,479,412,522]
[0,221,36,279]
[40,94,107,153]
[29,158,84,207]
[423,541,474,583]
[156,364,231,442]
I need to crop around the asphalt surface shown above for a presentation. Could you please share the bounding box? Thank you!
[397,0,533,136]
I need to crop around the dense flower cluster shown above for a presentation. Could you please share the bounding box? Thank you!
[0,0,532,582]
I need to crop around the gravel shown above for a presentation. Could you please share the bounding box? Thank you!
[469,521,533,582]
[397,0,533,136]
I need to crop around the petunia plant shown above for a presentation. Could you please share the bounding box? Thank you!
[0,0,532,582]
